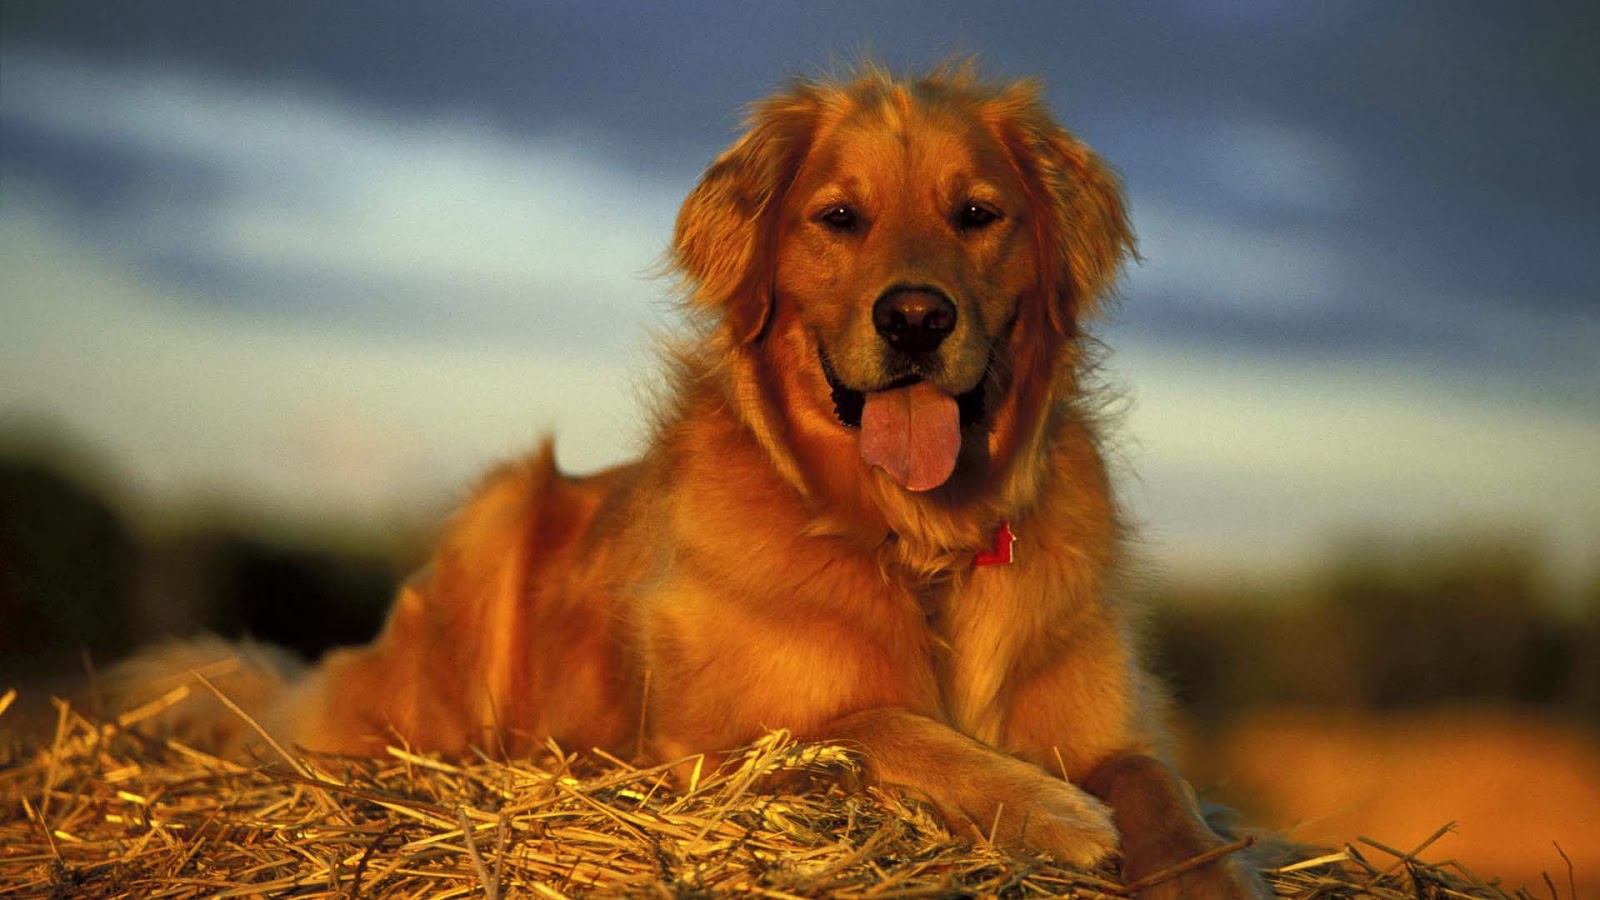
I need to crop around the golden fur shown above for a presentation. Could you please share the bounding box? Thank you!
[120,64,1266,898]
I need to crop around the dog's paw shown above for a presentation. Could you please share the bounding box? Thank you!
[974,774,1120,869]
[1022,785,1120,868]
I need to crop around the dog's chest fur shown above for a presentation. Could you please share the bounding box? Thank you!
[908,573,1024,747]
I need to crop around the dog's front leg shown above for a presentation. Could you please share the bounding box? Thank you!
[821,707,1119,868]
[1081,753,1272,899]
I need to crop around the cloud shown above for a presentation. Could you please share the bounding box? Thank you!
[2,47,685,347]
[1127,200,1341,316]
[1,192,651,522]
[0,42,702,523]
[1198,118,1357,214]
[1105,115,1360,321]
[1115,341,1600,589]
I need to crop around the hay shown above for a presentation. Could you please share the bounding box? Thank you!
[0,687,1563,898]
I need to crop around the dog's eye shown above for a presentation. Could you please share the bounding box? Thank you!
[818,203,862,233]
[956,201,1002,231]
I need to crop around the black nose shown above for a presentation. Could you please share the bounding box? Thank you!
[873,287,956,356]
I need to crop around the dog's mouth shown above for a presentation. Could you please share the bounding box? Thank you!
[819,348,988,492]
[819,351,987,429]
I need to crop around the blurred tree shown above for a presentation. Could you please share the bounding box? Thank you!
[209,532,399,660]
[131,528,402,662]
[0,455,134,678]
[1574,579,1600,723]
[1147,535,1595,721]
[1320,537,1548,709]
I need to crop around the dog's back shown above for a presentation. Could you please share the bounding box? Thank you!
[107,442,643,758]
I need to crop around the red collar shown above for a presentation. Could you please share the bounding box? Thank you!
[973,519,1016,568]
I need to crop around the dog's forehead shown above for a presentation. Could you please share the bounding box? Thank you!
[797,97,1020,199]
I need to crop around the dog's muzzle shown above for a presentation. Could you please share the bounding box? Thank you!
[819,349,987,430]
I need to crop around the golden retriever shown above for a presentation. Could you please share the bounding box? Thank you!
[122,63,1267,898]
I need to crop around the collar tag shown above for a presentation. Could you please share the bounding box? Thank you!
[973,519,1015,568]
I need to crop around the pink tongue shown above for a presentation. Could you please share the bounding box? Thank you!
[859,382,962,491]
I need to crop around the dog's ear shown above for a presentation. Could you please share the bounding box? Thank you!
[991,86,1136,334]
[672,90,820,344]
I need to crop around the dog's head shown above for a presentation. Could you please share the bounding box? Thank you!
[672,64,1133,522]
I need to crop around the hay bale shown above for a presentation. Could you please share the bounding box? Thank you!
[0,688,1557,898]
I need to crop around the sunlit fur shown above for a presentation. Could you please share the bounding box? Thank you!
[117,64,1267,897]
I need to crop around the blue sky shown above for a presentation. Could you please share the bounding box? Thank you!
[2,1,1597,593]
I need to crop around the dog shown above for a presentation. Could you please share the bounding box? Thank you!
[118,63,1269,898]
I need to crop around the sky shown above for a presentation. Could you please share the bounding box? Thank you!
[2,1,1597,594]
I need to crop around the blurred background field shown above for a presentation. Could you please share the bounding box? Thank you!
[3,1,1598,894]
[1152,547,1600,891]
